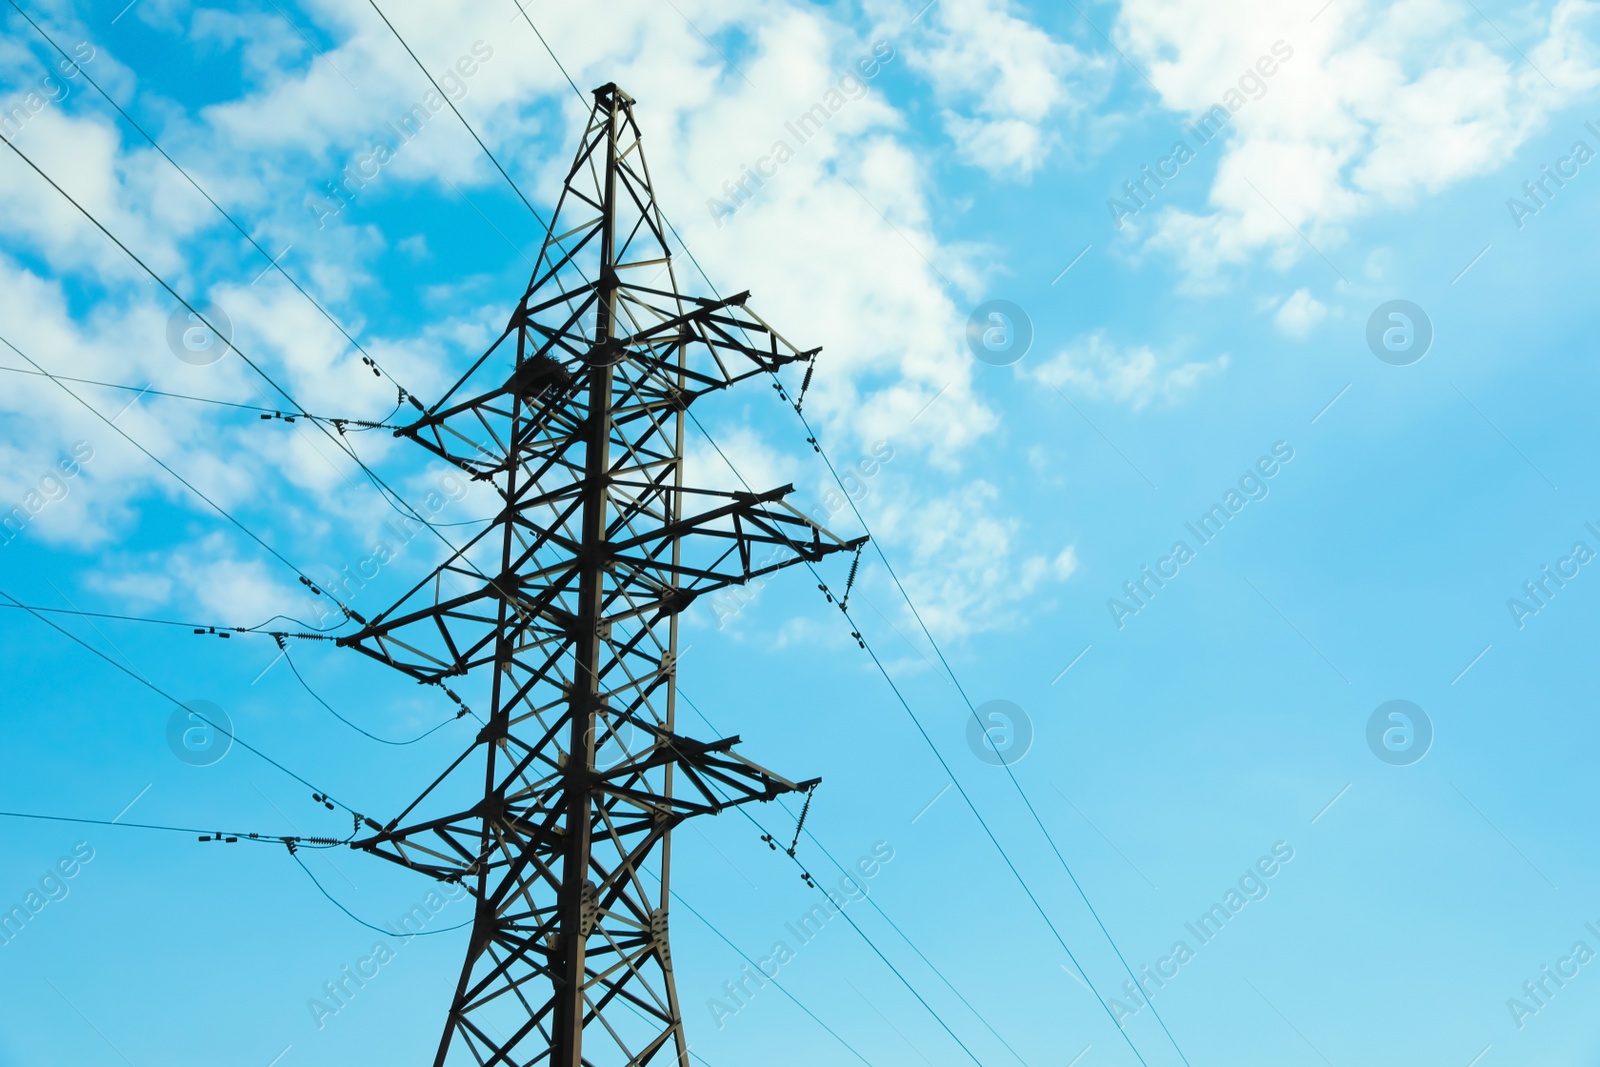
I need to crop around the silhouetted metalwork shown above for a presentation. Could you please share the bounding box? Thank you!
[336,83,863,1066]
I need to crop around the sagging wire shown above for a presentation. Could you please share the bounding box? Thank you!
[0,586,374,831]
[745,790,985,1065]
[286,849,474,938]
[0,601,340,639]
[663,696,993,1067]
[277,637,473,746]
[0,808,346,848]
[0,363,403,430]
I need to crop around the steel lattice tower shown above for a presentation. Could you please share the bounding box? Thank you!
[335,83,863,1065]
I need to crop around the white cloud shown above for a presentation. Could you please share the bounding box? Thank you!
[1031,332,1228,410]
[1274,287,1328,338]
[887,0,1100,176]
[160,0,997,459]
[86,532,303,625]
[682,423,801,502]
[869,479,1062,639]
[0,0,1046,644]
[1116,0,1600,278]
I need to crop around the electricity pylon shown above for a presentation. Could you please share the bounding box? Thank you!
[335,83,864,1066]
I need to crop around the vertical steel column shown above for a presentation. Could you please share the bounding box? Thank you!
[551,84,622,1067]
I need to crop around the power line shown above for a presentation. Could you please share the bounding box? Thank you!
[0,808,343,846]
[9,21,895,1063]
[0,598,486,744]
[363,0,547,224]
[280,642,470,746]
[6,0,422,406]
[779,399,1195,1066]
[10,0,594,624]
[507,0,584,99]
[0,362,399,427]
[288,850,475,936]
[656,106,1152,1056]
[674,690,999,1066]
[0,331,361,621]
[796,816,1035,1066]
[481,17,1143,1058]
[672,404,1152,1062]
[292,77,883,1067]
[665,884,877,1067]
[334,430,501,540]
[0,585,366,822]
[677,688,1034,1067]
[27,9,1099,1057]
[524,11,1189,1054]
[0,601,337,638]
[565,2,1183,1041]
[735,798,987,1066]
[368,17,991,1052]
[357,0,592,328]
[0,135,511,631]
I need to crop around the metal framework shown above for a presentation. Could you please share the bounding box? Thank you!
[335,83,863,1065]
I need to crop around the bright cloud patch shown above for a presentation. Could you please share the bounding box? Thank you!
[871,480,1068,639]
[1274,287,1328,337]
[1032,332,1228,410]
[1116,0,1600,277]
[0,0,1034,644]
[892,0,1099,176]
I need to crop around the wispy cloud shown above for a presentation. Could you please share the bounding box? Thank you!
[1031,332,1228,411]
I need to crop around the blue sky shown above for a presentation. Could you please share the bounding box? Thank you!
[3,0,1600,1064]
